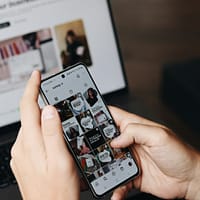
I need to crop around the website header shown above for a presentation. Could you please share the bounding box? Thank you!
[0,0,39,11]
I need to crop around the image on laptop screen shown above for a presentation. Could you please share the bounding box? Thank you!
[0,0,126,129]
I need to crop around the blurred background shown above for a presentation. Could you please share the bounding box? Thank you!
[110,0,200,150]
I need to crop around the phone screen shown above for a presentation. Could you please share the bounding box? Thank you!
[40,64,139,197]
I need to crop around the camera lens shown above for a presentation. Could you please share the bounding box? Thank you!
[61,74,65,78]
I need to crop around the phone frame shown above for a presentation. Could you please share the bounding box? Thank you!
[40,63,139,198]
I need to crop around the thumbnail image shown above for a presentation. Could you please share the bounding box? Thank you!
[85,128,105,149]
[68,93,87,115]
[95,143,114,167]
[54,19,92,68]
[54,100,73,122]
[84,87,98,107]
[79,152,100,176]
[76,110,96,132]
[70,136,91,156]
[100,120,119,140]
[94,110,109,125]
[0,28,59,92]
[65,124,80,140]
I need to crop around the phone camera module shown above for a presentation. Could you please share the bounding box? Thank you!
[61,74,65,79]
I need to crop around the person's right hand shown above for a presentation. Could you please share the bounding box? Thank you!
[109,107,200,200]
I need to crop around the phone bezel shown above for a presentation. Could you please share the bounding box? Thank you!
[40,63,139,198]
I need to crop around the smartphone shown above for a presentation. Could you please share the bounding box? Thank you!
[40,63,139,198]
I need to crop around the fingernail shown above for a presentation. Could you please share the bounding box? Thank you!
[31,70,38,78]
[42,106,55,120]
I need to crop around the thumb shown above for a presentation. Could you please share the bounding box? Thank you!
[111,184,131,200]
[41,105,71,160]
[111,123,167,148]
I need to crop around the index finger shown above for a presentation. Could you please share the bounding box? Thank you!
[109,106,165,132]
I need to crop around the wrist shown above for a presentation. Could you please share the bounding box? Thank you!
[185,152,200,200]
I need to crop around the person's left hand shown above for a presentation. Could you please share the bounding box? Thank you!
[10,71,80,200]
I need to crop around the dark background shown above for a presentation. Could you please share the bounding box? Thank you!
[110,0,200,150]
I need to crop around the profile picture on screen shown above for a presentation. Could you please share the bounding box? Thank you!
[54,19,92,68]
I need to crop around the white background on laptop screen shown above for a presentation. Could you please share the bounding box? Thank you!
[0,0,125,127]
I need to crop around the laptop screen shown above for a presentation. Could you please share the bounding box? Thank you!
[0,0,126,129]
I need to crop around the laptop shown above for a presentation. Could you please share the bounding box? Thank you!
[0,0,133,199]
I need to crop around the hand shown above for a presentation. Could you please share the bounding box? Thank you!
[109,106,200,200]
[10,71,80,200]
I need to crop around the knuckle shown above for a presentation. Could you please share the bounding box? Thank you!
[122,123,132,133]
[157,127,170,143]
[10,159,13,167]
[124,123,138,135]
[9,159,14,171]
[10,142,22,160]
[10,145,17,158]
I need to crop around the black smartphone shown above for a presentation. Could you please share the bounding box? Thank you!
[40,63,139,198]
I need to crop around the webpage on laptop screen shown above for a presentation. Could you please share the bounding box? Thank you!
[0,0,126,128]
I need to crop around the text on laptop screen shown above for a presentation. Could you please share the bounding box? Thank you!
[0,0,126,128]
